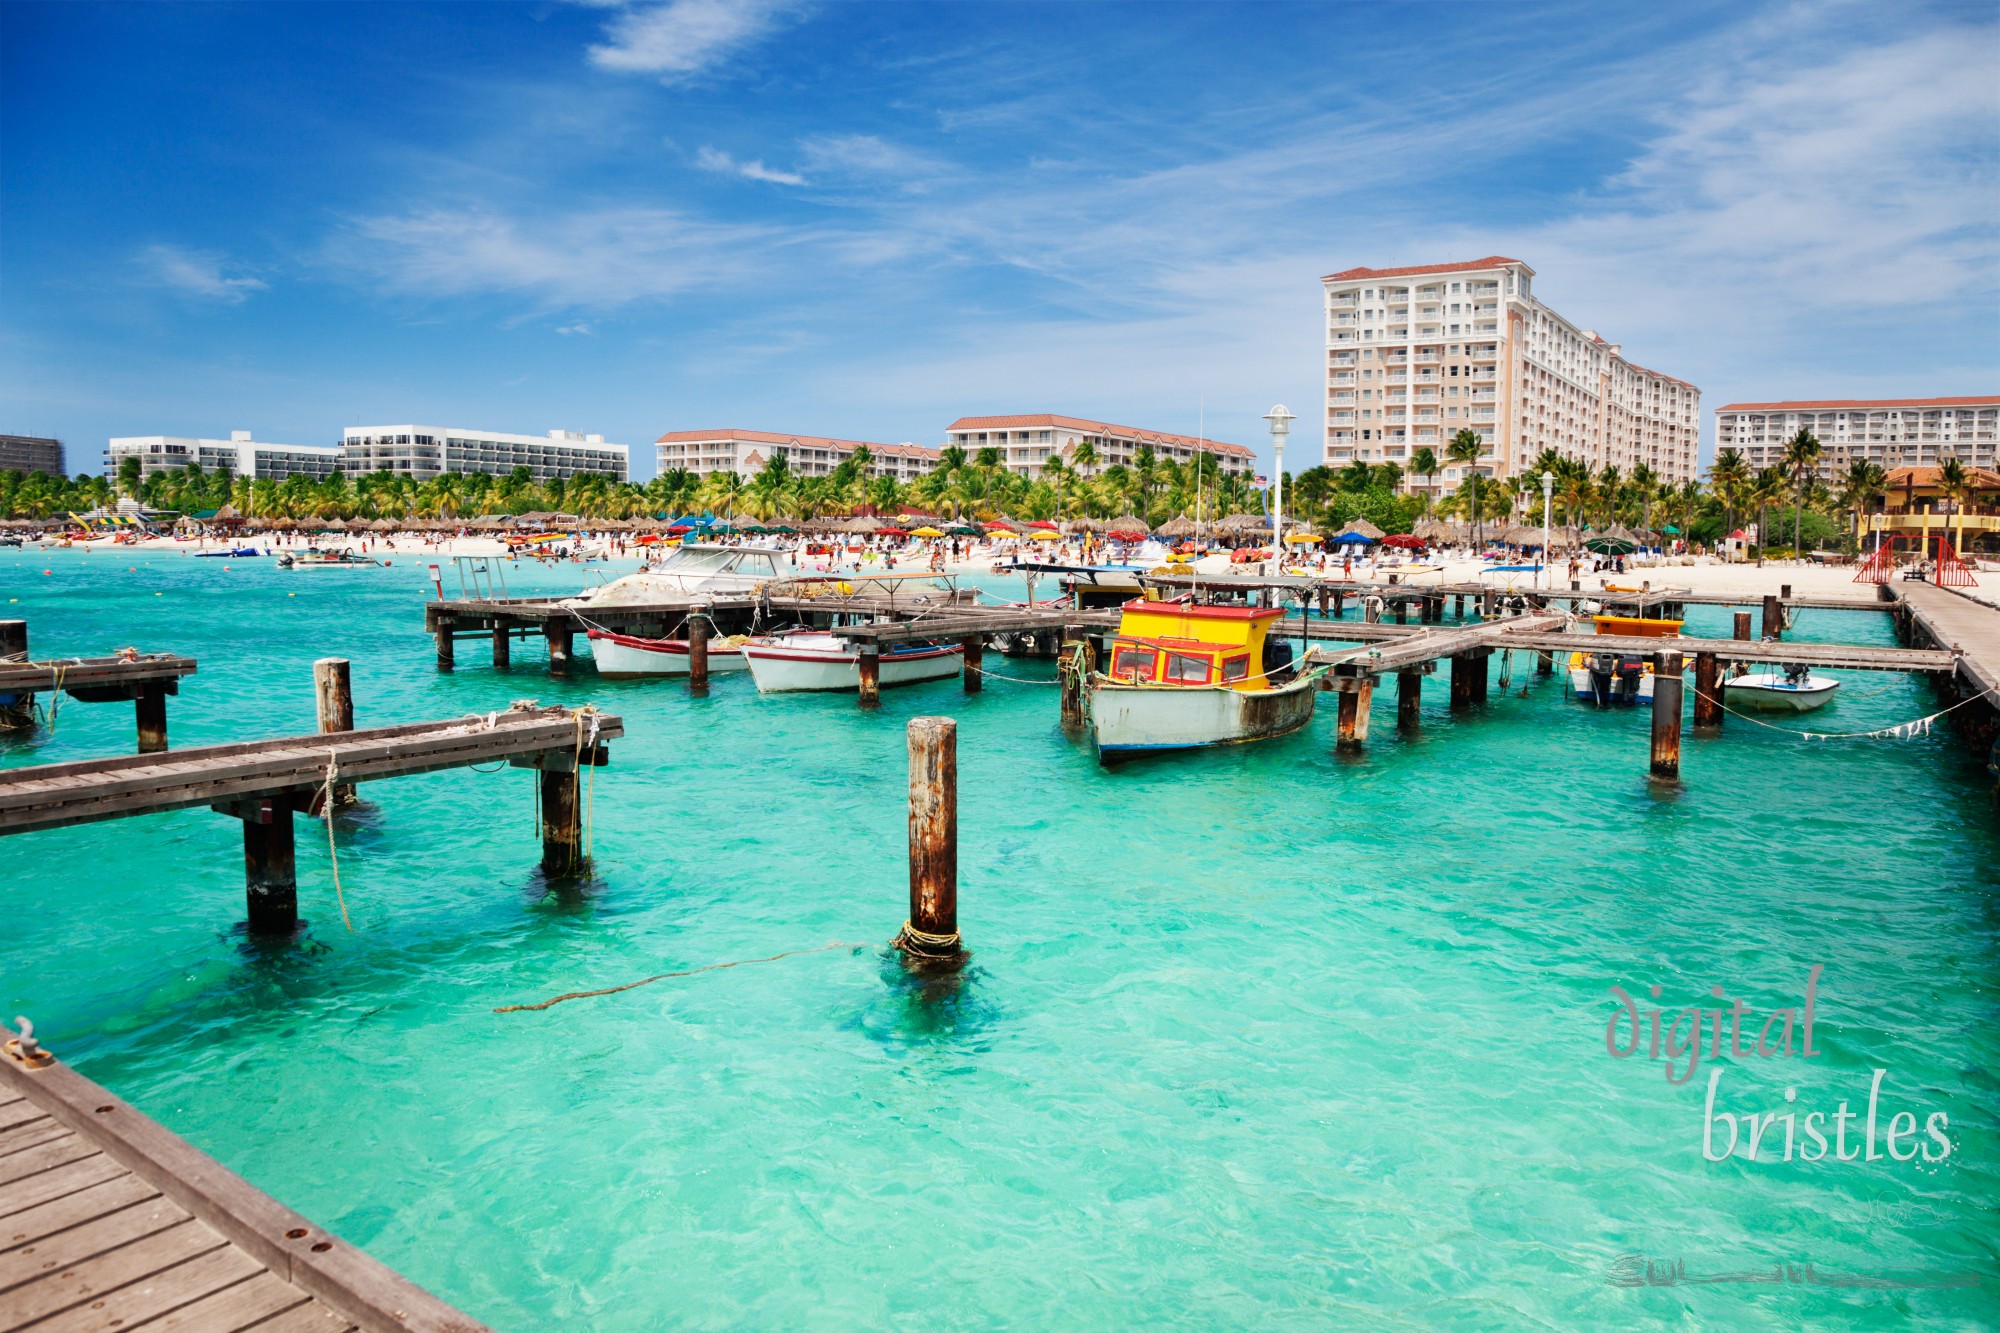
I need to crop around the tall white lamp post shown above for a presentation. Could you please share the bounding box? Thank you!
[1264,404,1294,559]
[1540,470,1555,589]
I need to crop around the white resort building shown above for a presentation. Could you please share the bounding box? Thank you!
[654,430,941,482]
[340,426,629,482]
[943,414,1256,479]
[105,431,345,483]
[1715,397,1999,477]
[1320,257,1700,494]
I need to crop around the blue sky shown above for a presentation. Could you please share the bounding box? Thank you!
[3,0,1995,481]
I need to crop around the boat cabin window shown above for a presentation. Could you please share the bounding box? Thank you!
[1221,654,1250,683]
[659,547,735,574]
[1163,652,1213,684]
[1111,645,1156,682]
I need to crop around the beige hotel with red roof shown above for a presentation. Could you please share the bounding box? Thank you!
[1715,397,1998,478]
[655,430,942,483]
[1322,256,1699,492]
[943,415,1255,478]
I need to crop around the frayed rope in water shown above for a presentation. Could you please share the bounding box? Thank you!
[494,941,874,1013]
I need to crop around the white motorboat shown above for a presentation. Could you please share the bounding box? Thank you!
[277,547,379,569]
[1088,600,1316,761]
[1724,665,1841,712]
[741,631,963,693]
[584,628,749,678]
[566,544,789,607]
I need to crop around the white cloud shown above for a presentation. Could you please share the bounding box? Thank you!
[137,245,268,303]
[694,145,806,186]
[798,134,947,186]
[556,322,595,335]
[588,0,802,81]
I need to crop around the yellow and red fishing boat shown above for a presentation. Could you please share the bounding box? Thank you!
[1088,598,1315,761]
[1567,613,1683,705]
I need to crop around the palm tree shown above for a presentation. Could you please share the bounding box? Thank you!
[1409,446,1440,514]
[1748,467,1788,565]
[1133,443,1157,517]
[1069,437,1097,481]
[1937,455,1972,556]
[1595,465,1622,527]
[1782,427,1823,560]
[1838,459,1887,550]
[1628,463,1658,536]
[1708,448,1751,541]
[1042,454,1072,518]
[1445,428,1485,544]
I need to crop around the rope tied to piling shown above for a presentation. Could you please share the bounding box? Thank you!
[318,750,355,932]
[1689,683,1992,741]
[893,921,963,959]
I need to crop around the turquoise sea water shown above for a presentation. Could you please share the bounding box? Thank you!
[3,547,1996,1331]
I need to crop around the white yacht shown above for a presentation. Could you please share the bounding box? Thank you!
[566,544,790,607]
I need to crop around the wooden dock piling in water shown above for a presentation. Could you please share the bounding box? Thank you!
[896,716,963,966]
[961,635,983,693]
[687,615,711,696]
[1650,650,1685,780]
[1692,652,1723,731]
[1762,595,1784,641]
[1334,678,1373,750]
[314,657,357,807]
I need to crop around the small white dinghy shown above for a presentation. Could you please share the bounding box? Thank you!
[1724,664,1841,713]
[741,631,962,693]
[585,628,749,678]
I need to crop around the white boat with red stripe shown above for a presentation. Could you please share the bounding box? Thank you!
[585,628,748,678]
[741,630,963,693]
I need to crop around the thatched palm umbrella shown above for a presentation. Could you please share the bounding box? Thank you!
[1156,513,1199,538]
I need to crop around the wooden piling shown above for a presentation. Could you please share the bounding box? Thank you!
[1734,611,1753,641]
[687,616,710,696]
[1536,649,1553,677]
[434,615,456,672]
[540,768,582,874]
[0,620,24,662]
[1469,648,1489,704]
[545,622,572,678]
[1332,591,1345,619]
[243,801,298,934]
[314,657,356,806]
[961,635,983,693]
[1692,651,1722,730]
[857,644,882,709]
[134,684,168,754]
[896,716,962,965]
[1059,638,1087,729]
[1761,595,1783,641]
[1335,678,1373,750]
[1397,669,1421,730]
[1455,594,1465,618]
[1650,651,1685,780]
[492,625,510,669]
[1317,588,1331,618]
[1450,653,1473,707]
[1781,584,1792,601]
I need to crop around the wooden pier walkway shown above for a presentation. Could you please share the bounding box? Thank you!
[0,622,196,753]
[2,1039,487,1332]
[1895,581,2000,719]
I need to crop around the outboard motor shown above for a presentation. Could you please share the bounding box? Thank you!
[1262,636,1295,683]
[1616,655,1646,703]
[1589,652,1618,708]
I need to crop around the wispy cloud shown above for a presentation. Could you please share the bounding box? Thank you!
[694,145,806,186]
[555,322,595,336]
[137,244,268,303]
[588,0,804,81]
[798,134,948,188]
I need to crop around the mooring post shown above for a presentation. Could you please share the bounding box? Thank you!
[1454,594,1465,618]
[1059,638,1086,729]
[434,614,456,672]
[1397,669,1421,730]
[0,620,24,662]
[1317,587,1331,618]
[1650,651,1685,780]
[1692,651,1722,731]
[960,635,984,694]
[1449,653,1472,707]
[545,620,572,678]
[857,643,882,709]
[243,800,298,934]
[1761,595,1783,641]
[1335,678,1373,750]
[313,657,356,807]
[540,766,582,875]
[492,625,510,669]
[1536,649,1553,677]
[1734,611,1753,641]
[1394,599,1408,625]
[687,615,710,696]
[133,684,168,754]
[896,716,963,965]
[1781,584,1792,601]
[1469,648,1490,704]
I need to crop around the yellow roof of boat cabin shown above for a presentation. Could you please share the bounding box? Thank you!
[1116,599,1281,652]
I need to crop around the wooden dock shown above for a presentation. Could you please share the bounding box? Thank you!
[2,1037,487,1332]
[1897,582,2000,704]
[0,703,622,933]
[0,622,196,753]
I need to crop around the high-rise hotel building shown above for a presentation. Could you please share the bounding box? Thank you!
[341,426,629,482]
[1321,257,1699,491]
[1715,397,1998,478]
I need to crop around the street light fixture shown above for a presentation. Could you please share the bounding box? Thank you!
[1264,404,1295,561]
[1540,469,1555,589]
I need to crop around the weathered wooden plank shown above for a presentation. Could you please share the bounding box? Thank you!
[248,1300,357,1333]
[135,1267,310,1330]
[0,1176,159,1255]
[0,1194,188,1296]
[30,1238,260,1332]
[0,1103,47,1136]
[0,1216,224,1329]
[0,1116,71,1160]
[0,1157,125,1223]
[0,1137,100,1188]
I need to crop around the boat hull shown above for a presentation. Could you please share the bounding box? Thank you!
[1724,673,1840,712]
[742,638,963,693]
[585,629,748,678]
[1568,661,1657,704]
[1089,676,1317,759]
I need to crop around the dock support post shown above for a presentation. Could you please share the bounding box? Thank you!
[492,625,510,669]
[1781,584,1792,601]
[1394,600,1407,625]
[1335,679,1374,751]
[1332,591,1345,619]
[858,644,882,709]
[540,767,583,875]
[0,620,24,662]
[243,803,298,935]
[1761,595,1783,641]
[961,635,983,693]
[1317,588,1331,618]
[1469,649,1489,704]
[545,621,572,678]
[1693,651,1722,731]
[434,615,455,672]
[1650,651,1685,780]
[1450,653,1473,708]
[134,684,168,754]
[1734,611,1753,641]
[1454,594,1465,618]
[1536,649,1553,677]
[1397,669,1421,730]
[1059,639,1087,730]
[896,716,963,966]
[687,616,710,696]
[313,657,356,806]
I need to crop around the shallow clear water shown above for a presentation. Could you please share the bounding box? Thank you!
[3,548,1996,1330]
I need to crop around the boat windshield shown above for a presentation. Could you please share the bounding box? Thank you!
[656,547,737,574]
